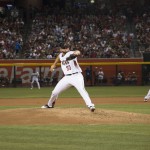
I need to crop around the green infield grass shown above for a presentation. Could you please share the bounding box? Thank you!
[0,86,149,98]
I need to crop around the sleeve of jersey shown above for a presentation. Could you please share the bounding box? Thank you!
[66,51,77,61]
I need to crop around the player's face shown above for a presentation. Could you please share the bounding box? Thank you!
[60,48,70,53]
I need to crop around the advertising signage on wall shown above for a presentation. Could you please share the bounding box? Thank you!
[0,58,144,86]
[0,66,63,84]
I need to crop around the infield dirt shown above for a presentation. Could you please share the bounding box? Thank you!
[0,98,150,125]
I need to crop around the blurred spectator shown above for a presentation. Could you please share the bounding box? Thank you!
[112,71,123,86]
[130,72,138,85]
[85,67,92,85]
[93,67,99,85]
[125,71,138,85]
[0,74,9,87]
[97,68,105,85]
[116,72,123,85]
[14,41,22,55]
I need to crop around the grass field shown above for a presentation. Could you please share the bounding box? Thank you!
[0,125,149,150]
[0,86,150,150]
[0,86,149,98]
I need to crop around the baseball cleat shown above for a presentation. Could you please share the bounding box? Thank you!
[89,106,95,112]
[144,96,149,102]
[41,102,55,109]
[144,98,148,102]
[41,104,53,108]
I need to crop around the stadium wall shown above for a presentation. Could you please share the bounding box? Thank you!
[0,58,143,86]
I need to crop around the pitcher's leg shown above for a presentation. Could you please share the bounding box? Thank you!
[47,77,71,107]
[144,89,150,101]
[72,74,95,107]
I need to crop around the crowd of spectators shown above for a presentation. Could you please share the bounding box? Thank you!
[0,6,24,59]
[23,4,134,59]
[133,10,150,56]
[0,1,149,59]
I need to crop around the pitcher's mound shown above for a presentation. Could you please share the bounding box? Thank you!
[0,108,150,125]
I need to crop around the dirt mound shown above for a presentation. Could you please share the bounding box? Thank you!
[0,108,150,125]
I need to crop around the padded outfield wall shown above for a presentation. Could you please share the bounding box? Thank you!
[0,58,146,86]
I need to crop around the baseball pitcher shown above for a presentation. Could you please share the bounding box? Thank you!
[41,44,95,112]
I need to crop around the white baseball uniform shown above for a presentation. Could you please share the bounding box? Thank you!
[31,72,40,89]
[144,89,150,101]
[47,51,95,108]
